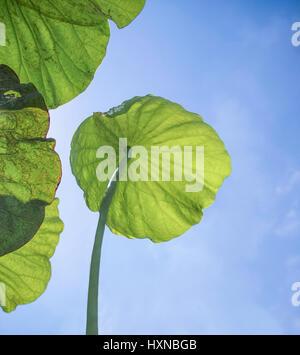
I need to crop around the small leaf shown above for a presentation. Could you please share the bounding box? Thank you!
[0,199,64,313]
[0,196,46,257]
[70,95,231,243]
[0,0,145,108]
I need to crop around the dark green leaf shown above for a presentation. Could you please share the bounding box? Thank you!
[0,196,46,257]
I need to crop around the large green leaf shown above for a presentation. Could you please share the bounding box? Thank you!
[0,199,64,313]
[0,0,145,108]
[0,65,61,204]
[70,95,231,243]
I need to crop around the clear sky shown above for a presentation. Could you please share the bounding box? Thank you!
[1,0,300,335]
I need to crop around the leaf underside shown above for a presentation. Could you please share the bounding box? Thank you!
[71,95,232,243]
[0,0,145,108]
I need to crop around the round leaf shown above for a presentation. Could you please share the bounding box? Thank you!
[70,95,231,243]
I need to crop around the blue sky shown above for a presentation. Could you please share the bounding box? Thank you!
[1,0,300,335]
